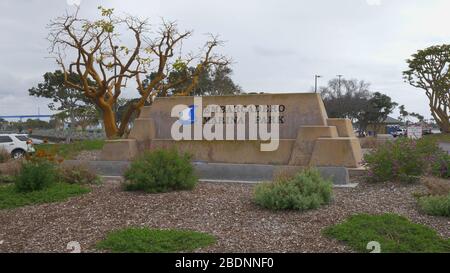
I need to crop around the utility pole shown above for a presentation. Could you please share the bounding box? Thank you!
[314,75,322,93]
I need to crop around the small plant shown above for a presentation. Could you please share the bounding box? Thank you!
[14,159,58,193]
[28,149,63,164]
[124,149,197,193]
[96,228,216,253]
[323,214,450,253]
[59,165,101,185]
[0,148,10,163]
[253,168,333,211]
[418,194,450,217]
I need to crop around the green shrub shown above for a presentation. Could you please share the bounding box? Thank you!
[124,149,197,193]
[14,159,58,193]
[0,148,10,163]
[253,168,333,211]
[59,165,101,185]
[323,214,450,253]
[418,194,450,217]
[96,228,216,253]
[430,153,450,179]
[364,137,447,183]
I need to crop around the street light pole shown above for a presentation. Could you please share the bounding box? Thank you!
[314,75,322,93]
[337,74,343,93]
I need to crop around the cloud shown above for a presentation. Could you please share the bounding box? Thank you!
[67,0,82,7]
[366,0,382,6]
[252,46,296,57]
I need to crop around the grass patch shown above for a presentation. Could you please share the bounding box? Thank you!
[424,133,450,143]
[323,214,450,253]
[0,175,14,184]
[36,139,105,159]
[0,182,90,210]
[96,227,216,253]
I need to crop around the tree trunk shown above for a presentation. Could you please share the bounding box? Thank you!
[67,111,76,144]
[437,118,450,133]
[431,107,450,133]
[101,105,119,139]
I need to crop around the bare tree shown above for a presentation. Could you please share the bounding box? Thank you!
[320,78,372,123]
[403,45,450,133]
[48,7,229,138]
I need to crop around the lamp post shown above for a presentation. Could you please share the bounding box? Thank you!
[337,74,343,93]
[314,75,322,93]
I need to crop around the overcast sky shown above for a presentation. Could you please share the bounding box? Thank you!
[1,0,450,119]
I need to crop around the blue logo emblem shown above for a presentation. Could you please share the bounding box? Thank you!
[178,105,196,125]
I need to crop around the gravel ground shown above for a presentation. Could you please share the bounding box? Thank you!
[0,180,449,253]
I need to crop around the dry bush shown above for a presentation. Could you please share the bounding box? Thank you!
[0,148,10,163]
[59,164,101,185]
[272,167,301,182]
[0,160,22,176]
[422,177,450,196]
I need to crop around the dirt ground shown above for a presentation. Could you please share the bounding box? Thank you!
[0,180,449,253]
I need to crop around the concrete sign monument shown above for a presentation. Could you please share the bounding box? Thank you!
[101,93,363,168]
[407,126,423,139]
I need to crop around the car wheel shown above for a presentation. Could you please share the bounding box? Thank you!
[11,149,26,159]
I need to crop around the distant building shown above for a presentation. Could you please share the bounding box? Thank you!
[367,116,402,135]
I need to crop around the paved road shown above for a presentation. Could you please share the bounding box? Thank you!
[439,142,450,154]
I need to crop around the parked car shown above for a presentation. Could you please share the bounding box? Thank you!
[422,128,432,135]
[0,134,35,159]
[391,128,406,138]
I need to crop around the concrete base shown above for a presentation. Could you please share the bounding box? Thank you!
[100,139,138,161]
[65,160,350,185]
[310,137,363,168]
[289,126,338,166]
[195,163,349,185]
[327,118,356,137]
[128,118,156,141]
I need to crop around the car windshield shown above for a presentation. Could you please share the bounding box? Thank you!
[15,135,29,142]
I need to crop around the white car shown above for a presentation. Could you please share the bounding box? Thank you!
[0,134,36,159]
[391,128,406,138]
